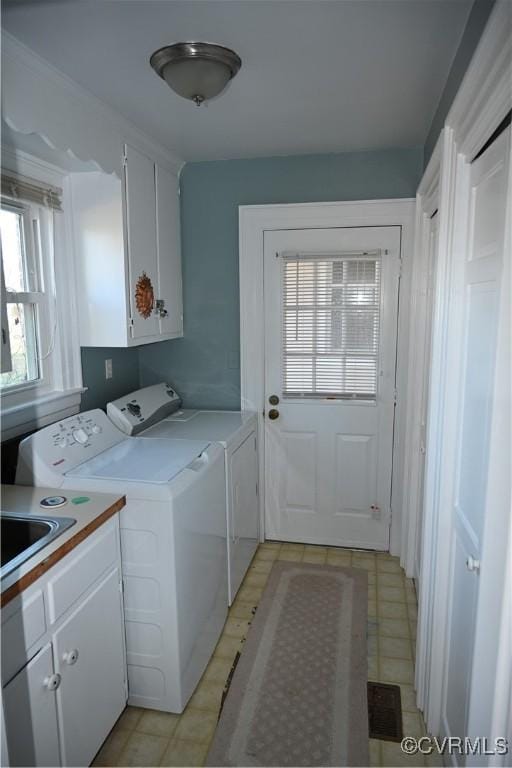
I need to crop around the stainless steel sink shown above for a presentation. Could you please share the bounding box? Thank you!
[1,512,76,580]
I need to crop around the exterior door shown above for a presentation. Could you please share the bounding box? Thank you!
[263,226,401,549]
[442,126,510,746]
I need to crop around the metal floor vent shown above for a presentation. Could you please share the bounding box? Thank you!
[367,681,403,742]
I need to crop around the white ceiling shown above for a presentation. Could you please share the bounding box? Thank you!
[2,0,472,162]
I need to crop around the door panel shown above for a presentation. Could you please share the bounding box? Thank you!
[3,643,60,767]
[457,283,498,544]
[283,431,317,509]
[444,534,478,741]
[155,163,183,337]
[124,144,160,340]
[335,433,377,513]
[264,226,400,549]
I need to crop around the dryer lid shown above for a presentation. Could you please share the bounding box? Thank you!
[144,410,256,446]
[66,437,209,484]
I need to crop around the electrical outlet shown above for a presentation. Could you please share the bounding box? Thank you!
[105,359,113,380]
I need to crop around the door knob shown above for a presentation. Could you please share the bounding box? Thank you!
[44,673,61,691]
[466,556,480,573]
[268,409,279,420]
[269,395,279,405]
[63,649,79,665]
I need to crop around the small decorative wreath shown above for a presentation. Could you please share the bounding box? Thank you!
[135,272,155,319]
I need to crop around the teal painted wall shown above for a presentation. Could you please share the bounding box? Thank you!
[83,0,492,412]
[80,347,140,412]
[424,0,495,166]
[138,147,423,409]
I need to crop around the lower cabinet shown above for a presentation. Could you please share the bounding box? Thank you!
[53,567,126,767]
[2,516,127,767]
[3,644,60,768]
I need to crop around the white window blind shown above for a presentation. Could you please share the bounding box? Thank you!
[282,251,382,399]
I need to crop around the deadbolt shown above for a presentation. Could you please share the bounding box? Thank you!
[269,395,279,405]
[268,409,279,420]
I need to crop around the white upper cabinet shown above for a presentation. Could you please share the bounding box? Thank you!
[70,143,183,347]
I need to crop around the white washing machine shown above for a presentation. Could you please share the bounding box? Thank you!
[16,408,228,713]
[107,383,259,604]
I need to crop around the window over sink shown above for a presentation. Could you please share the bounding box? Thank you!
[0,155,84,440]
[1,203,45,389]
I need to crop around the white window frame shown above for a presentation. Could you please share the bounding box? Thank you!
[1,147,84,440]
[1,198,53,392]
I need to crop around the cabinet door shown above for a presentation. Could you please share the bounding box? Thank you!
[3,643,61,767]
[230,432,259,601]
[124,144,160,340]
[156,163,183,337]
[53,568,126,768]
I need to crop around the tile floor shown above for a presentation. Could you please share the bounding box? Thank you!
[93,542,441,767]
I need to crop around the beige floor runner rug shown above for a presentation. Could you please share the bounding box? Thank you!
[206,561,369,767]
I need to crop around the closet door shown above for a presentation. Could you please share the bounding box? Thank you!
[442,126,510,747]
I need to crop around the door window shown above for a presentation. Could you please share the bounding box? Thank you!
[282,252,382,399]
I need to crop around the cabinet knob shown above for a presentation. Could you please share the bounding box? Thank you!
[44,673,61,691]
[63,649,79,665]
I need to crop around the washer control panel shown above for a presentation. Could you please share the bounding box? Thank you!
[107,383,182,435]
[51,413,105,450]
[16,409,125,485]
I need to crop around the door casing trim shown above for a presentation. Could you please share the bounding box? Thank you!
[239,198,415,555]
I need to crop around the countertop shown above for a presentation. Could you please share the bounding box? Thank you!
[1,484,125,606]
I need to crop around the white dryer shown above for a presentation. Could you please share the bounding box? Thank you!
[108,383,259,604]
[16,408,228,713]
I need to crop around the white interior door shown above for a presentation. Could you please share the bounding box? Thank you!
[415,211,439,583]
[441,126,510,747]
[263,226,401,549]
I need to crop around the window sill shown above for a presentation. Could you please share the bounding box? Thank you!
[1,387,87,442]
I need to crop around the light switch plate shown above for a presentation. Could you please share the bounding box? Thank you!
[105,358,113,379]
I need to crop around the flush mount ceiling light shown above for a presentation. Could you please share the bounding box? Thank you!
[150,42,241,106]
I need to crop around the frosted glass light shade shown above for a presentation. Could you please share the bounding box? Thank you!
[150,42,241,106]
[162,59,231,104]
